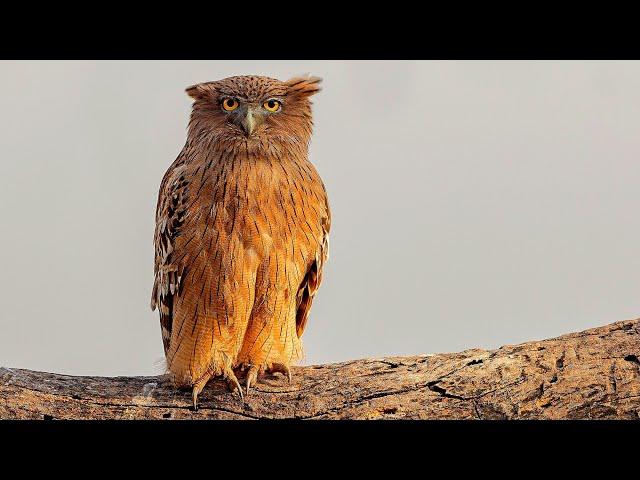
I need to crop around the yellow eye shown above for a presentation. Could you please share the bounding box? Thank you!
[263,99,281,112]
[222,98,239,112]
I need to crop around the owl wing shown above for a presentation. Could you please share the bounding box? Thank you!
[151,150,189,355]
[295,201,331,338]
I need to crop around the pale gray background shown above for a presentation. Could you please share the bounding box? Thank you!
[1,61,639,376]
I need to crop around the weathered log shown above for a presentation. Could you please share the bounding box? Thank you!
[1,319,639,419]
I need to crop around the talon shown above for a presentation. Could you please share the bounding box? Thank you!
[245,365,259,396]
[224,369,244,402]
[269,363,292,383]
[191,374,211,411]
[192,388,199,411]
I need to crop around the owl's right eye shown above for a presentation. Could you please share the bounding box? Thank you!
[222,98,239,112]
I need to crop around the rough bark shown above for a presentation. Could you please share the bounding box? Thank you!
[1,320,639,419]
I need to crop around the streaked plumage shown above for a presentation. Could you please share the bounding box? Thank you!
[151,75,330,408]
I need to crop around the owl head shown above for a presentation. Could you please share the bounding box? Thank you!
[185,75,321,152]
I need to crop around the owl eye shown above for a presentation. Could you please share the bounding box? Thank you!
[263,99,281,112]
[222,98,239,112]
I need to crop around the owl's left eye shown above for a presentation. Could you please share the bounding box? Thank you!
[263,99,281,112]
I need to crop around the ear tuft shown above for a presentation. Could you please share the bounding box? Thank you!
[285,75,322,98]
[185,82,215,101]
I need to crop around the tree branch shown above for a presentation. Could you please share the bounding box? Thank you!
[1,319,639,419]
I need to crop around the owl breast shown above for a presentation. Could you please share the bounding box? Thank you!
[191,155,325,259]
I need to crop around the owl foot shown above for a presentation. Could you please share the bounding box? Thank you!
[190,368,243,410]
[267,362,292,383]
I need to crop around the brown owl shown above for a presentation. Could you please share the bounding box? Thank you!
[151,75,330,409]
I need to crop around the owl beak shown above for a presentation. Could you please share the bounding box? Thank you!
[240,107,264,137]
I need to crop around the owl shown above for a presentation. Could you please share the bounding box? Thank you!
[151,75,330,409]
